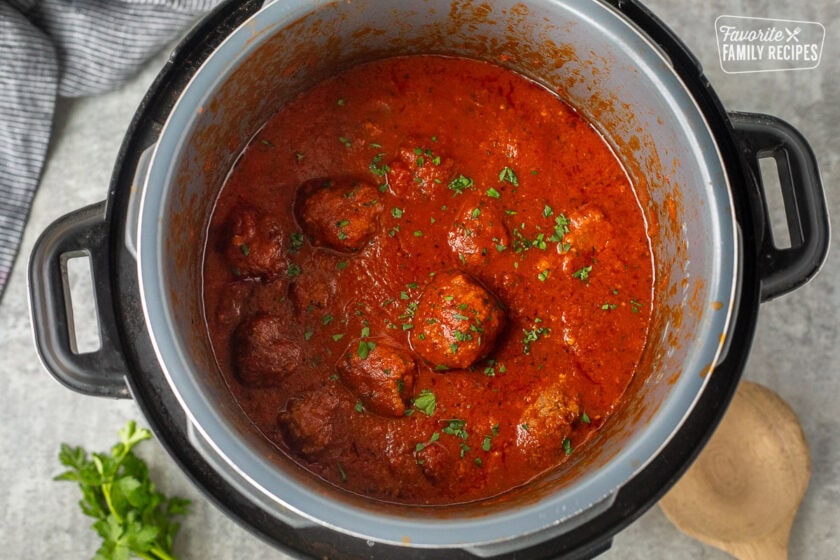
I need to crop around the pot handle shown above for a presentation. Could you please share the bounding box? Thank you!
[28,201,131,398]
[728,112,830,302]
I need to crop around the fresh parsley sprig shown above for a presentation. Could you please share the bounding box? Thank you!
[55,421,191,560]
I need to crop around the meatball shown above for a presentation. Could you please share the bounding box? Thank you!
[232,315,302,387]
[516,380,581,454]
[338,343,416,417]
[288,254,336,313]
[386,145,454,200]
[415,440,455,484]
[221,205,286,280]
[213,282,253,326]
[297,178,384,252]
[447,199,511,266]
[278,386,347,458]
[410,271,506,369]
[561,205,612,274]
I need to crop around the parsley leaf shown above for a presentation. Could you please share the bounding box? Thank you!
[498,166,519,186]
[442,419,468,440]
[413,389,437,416]
[448,175,474,195]
[572,265,592,282]
[55,422,191,560]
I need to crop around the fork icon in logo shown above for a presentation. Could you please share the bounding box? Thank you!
[786,26,802,42]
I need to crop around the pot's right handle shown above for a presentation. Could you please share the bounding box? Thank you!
[729,112,830,302]
[28,201,131,398]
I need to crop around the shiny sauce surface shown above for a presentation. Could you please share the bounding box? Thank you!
[203,56,653,505]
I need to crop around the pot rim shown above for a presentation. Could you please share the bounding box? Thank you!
[136,0,738,548]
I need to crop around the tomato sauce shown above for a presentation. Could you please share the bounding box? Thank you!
[203,56,653,505]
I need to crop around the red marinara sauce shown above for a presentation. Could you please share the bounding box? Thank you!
[203,55,653,505]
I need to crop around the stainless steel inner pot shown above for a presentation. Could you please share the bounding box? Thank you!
[136,0,737,551]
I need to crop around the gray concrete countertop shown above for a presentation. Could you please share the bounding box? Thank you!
[1,1,836,558]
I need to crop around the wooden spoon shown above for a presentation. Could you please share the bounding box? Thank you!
[659,380,810,560]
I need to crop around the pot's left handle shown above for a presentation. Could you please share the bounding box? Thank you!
[28,201,131,398]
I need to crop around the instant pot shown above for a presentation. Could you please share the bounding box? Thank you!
[28,0,828,558]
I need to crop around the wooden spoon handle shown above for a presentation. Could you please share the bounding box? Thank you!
[727,525,792,560]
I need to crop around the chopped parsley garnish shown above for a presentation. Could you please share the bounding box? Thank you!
[538,269,550,282]
[321,314,334,325]
[548,214,570,243]
[453,330,473,342]
[522,322,550,354]
[563,437,573,455]
[295,152,305,162]
[631,299,643,313]
[337,98,345,106]
[357,340,376,359]
[304,330,314,341]
[290,231,305,251]
[360,326,371,338]
[287,263,302,278]
[399,301,419,320]
[239,243,250,256]
[498,166,519,186]
[512,226,547,253]
[433,364,450,372]
[485,187,501,199]
[331,333,345,342]
[601,303,617,310]
[339,136,352,148]
[413,389,437,416]
[369,153,390,176]
[412,147,440,168]
[471,208,481,219]
[406,282,419,290]
[543,205,554,217]
[413,230,423,237]
[337,260,348,271]
[448,175,474,195]
[355,401,364,413]
[442,419,468,440]
[415,431,440,453]
[581,412,591,424]
[337,461,347,482]
[391,207,404,219]
[399,291,410,300]
[573,265,592,282]
[482,435,492,452]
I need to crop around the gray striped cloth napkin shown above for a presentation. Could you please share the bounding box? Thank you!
[0,0,222,302]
